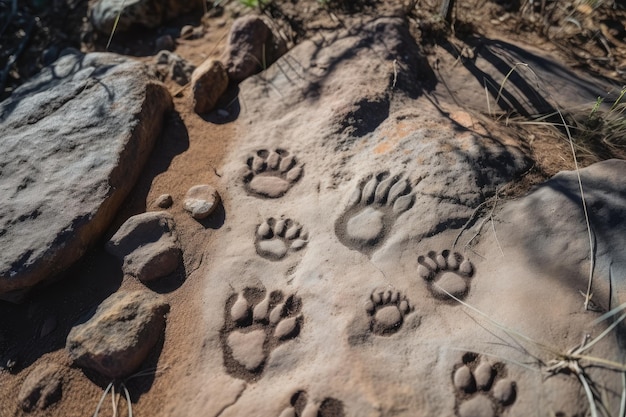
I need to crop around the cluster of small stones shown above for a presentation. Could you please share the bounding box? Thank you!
[191,15,286,114]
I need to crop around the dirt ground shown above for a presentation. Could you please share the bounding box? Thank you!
[0,0,625,416]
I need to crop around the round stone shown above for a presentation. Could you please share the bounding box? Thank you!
[183,184,220,219]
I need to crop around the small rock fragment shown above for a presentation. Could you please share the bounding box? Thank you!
[190,59,229,114]
[66,290,170,379]
[154,193,173,208]
[155,34,175,52]
[183,184,220,219]
[18,363,63,412]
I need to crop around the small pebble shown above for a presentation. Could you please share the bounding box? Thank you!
[155,194,173,209]
[155,34,175,52]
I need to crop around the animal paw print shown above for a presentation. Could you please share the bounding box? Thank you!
[335,172,414,255]
[453,353,517,417]
[365,289,413,336]
[278,390,345,417]
[242,149,304,198]
[418,250,474,301]
[221,288,302,381]
[255,217,308,261]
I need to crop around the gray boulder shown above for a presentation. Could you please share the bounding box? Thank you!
[66,290,170,379]
[106,211,182,282]
[0,50,173,302]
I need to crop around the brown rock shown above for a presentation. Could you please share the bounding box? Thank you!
[154,193,173,209]
[190,59,228,114]
[66,291,169,379]
[223,15,287,83]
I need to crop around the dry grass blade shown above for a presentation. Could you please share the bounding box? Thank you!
[122,383,133,417]
[106,0,127,51]
[491,62,596,311]
[618,372,626,416]
[93,381,113,417]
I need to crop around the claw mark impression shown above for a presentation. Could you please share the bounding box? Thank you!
[335,172,414,255]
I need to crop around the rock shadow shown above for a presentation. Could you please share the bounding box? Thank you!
[199,85,241,124]
[109,109,190,232]
[437,35,620,118]
[196,199,226,230]
[223,16,437,139]
[0,245,123,372]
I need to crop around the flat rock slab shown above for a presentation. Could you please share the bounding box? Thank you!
[170,18,626,417]
[0,50,173,301]
[66,290,170,379]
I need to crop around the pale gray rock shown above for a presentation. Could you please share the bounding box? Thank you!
[183,184,221,219]
[0,50,172,302]
[90,0,198,34]
[106,211,181,282]
[18,363,63,412]
[190,59,229,114]
[223,15,287,83]
[66,291,169,379]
